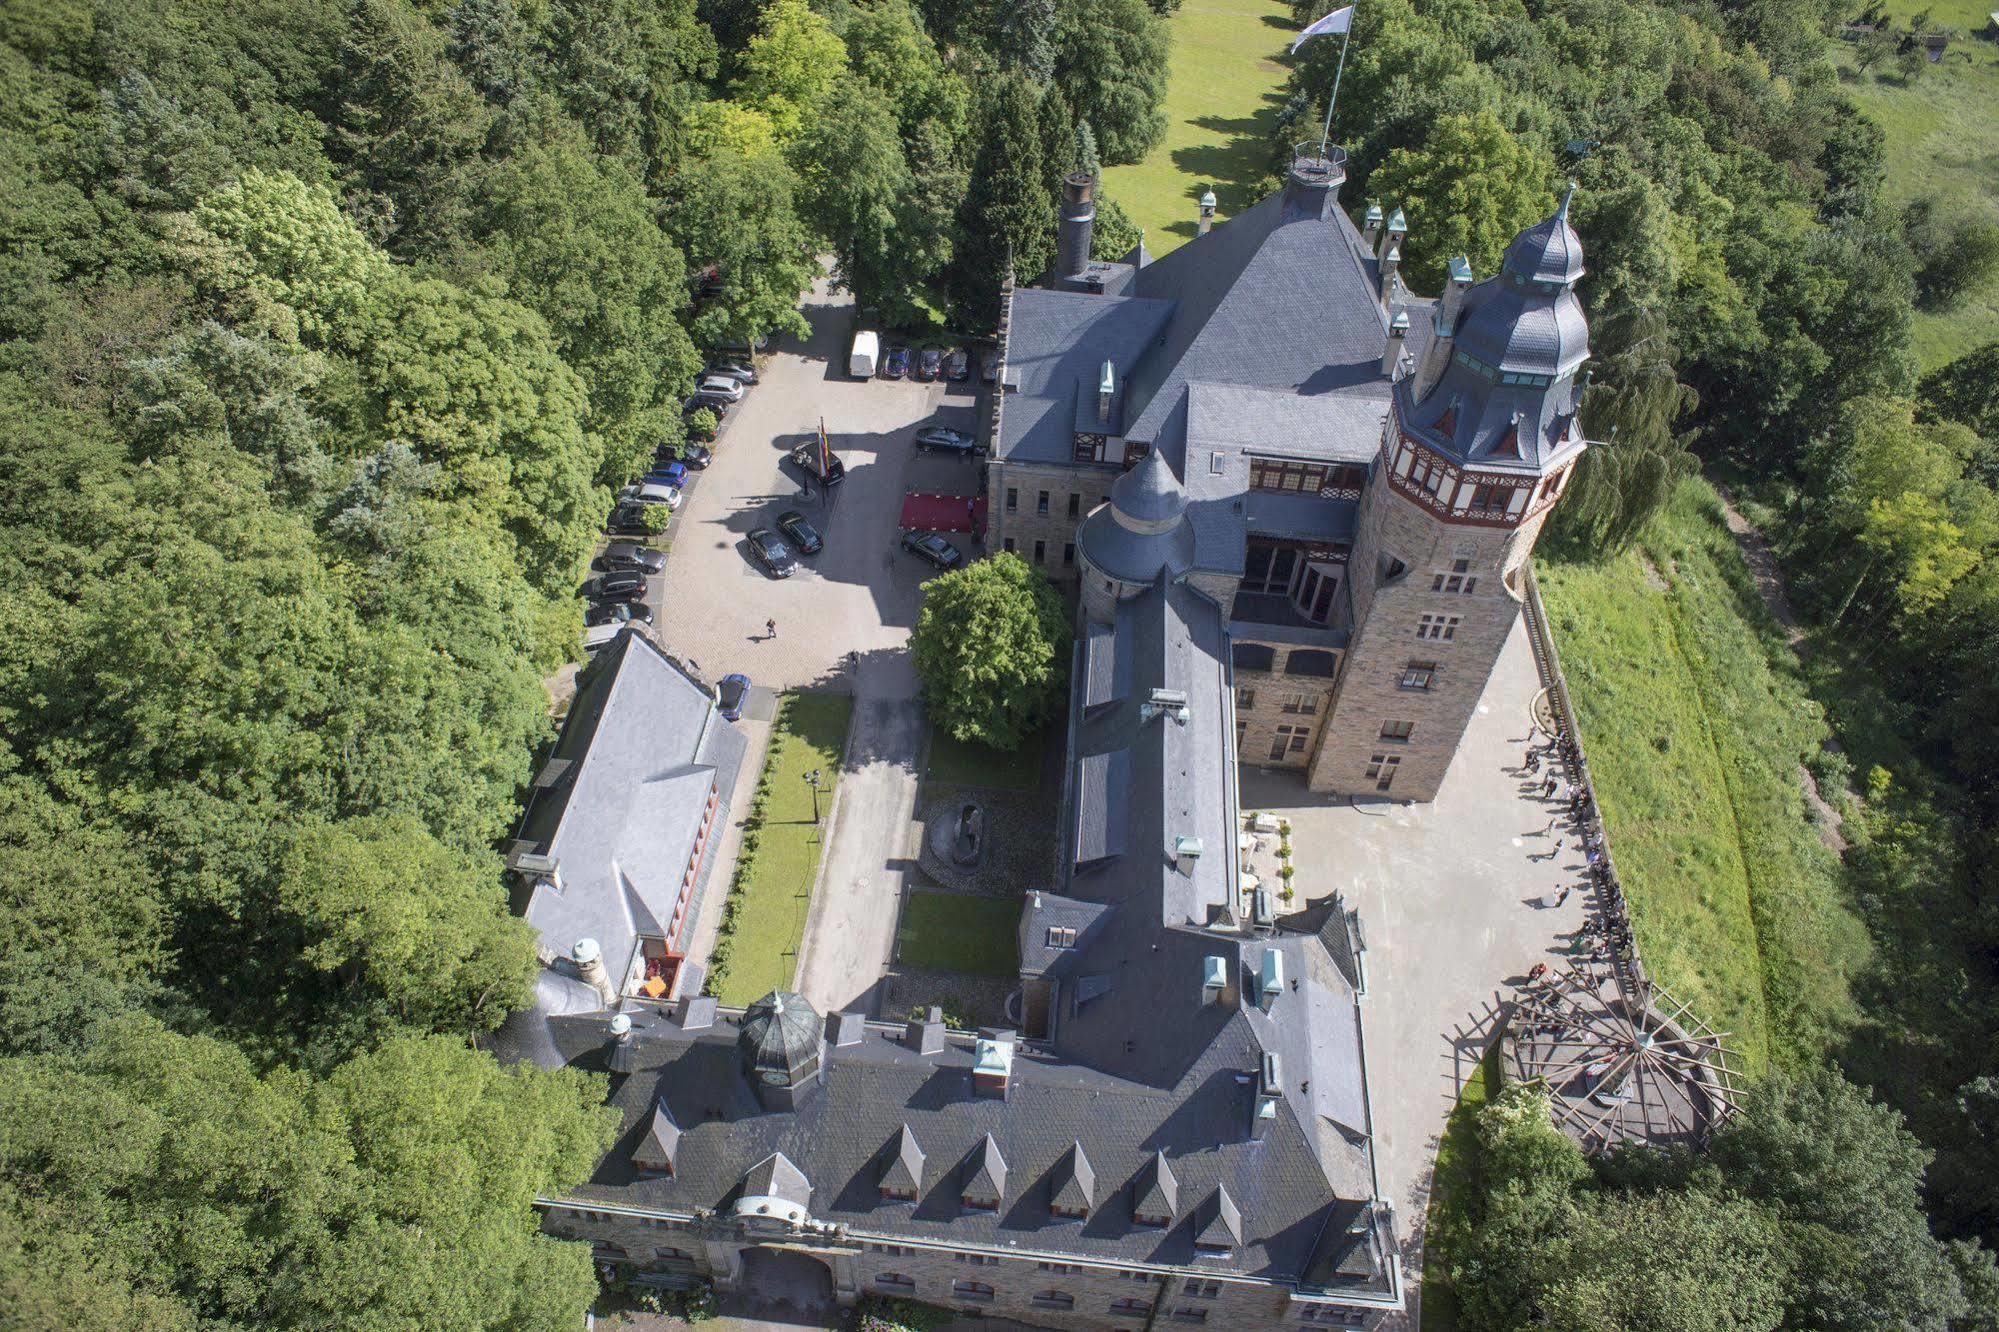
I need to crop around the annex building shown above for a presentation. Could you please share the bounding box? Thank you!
[495,146,1596,1330]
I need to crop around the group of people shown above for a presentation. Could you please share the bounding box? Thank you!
[1525,720,1643,998]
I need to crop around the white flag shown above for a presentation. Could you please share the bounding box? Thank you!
[1290,4,1354,53]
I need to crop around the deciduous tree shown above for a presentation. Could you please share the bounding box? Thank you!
[910,552,1071,750]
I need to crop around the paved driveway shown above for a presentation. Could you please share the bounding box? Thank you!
[647,275,984,694]
[1240,616,1587,1326]
[654,276,983,1013]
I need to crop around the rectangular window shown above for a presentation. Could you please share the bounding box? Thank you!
[1281,692,1318,715]
[1034,540,1046,564]
[1006,487,1018,513]
[1037,490,1050,516]
[1365,753,1401,791]
[1068,493,1081,518]
[1467,482,1507,510]
[1003,537,1016,553]
[1417,614,1459,640]
[953,1252,998,1265]
[1297,1308,1369,1326]
[1431,571,1477,595]
[1237,687,1256,709]
[1401,662,1437,691]
[1110,1299,1151,1318]
[1064,542,1076,566]
[876,1274,916,1291]
[1249,458,1332,494]
[1035,1292,1077,1309]
[1183,1279,1223,1298]
[1270,724,1311,761]
[1170,1310,1210,1325]
[1046,926,1077,949]
[1379,720,1415,743]
[1124,439,1151,466]
[1038,1262,1082,1274]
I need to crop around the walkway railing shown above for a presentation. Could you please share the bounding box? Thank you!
[1519,563,1649,1011]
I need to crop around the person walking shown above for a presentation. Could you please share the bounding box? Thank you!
[765,617,777,640]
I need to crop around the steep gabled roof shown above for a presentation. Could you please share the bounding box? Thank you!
[1132,1150,1178,1221]
[880,1125,925,1195]
[962,1133,1008,1201]
[632,1098,681,1173]
[1049,1141,1097,1213]
[740,1151,811,1207]
[1196,1185,1244,1249]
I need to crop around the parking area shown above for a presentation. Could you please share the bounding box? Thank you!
[637,275,986,694]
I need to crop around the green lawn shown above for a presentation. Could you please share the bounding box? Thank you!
[709,692,853,1006]
[925,726,1046,791]
[1830,16,1999,369]
[1420,1040,1501,1332]
[1537,479,1870,1073]
[894,891,1021,975]
[1100,0,1297,253]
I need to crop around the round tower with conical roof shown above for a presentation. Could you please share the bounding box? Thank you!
[1310,187,1593,803]
[739,989,824,1110]
[1075,448,1197,623]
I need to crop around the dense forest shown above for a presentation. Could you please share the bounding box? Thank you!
[0,0,1172,1324]
[1273,0,1999,1325]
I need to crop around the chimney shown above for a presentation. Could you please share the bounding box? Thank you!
[1057,171,1096,281]
[1379,205,1406,260]
[1098,359,1115,423]
[676,994,717,1030]
[973,1029,1016,1098]
[905,1005,946,1055]
[1198,188,1217,236]
[1382,308,1409,379]
[1411,257,1472,402]
[573,938,617,1006]
[607,1011,636,1073]
[1256,949,1284,1013]
[829,1011,867,1046]
[1379,242,1400,306]
[1361,202,1383,252]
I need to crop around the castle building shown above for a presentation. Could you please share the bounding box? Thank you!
[493,149,1596,1330]
[988,152,1590,801]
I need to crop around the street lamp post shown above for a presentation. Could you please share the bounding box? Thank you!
[804,769,823,825]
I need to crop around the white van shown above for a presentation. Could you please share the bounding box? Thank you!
[850,329,880,379]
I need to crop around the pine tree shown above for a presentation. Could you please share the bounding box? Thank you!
[1073,120,1101,178]
[988,0,1056,85]
[949,73,1054,325]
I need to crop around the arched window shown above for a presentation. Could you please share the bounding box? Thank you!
[875,1273,915,1291]
[1034,1290,1076,1309]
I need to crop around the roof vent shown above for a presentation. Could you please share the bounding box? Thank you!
[1202,954,1229,1004]
[1175,835,1205,862]
[973,1029,1017,1098]
[1140,688,1190,724]
[1257,950,1284,1011]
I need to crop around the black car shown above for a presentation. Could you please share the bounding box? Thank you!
[606,503,654,537]
[705,359,758,384]
[657,441,713,469]
[883,344,911,379]
[595,542,667,575]
[899,530,963,570]
[916,345,944,381]
[945,348,970,381]
[789,441,847,486]
[684,395,731,421]
[586,599,655,627]
[914,425,980,455]
[747,528,797,579]
[584,571,649,603]
[776,510,823,555]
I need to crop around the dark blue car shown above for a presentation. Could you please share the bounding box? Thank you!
[716,673,750,722]
[883,344,911,379]
[644,461,689,488]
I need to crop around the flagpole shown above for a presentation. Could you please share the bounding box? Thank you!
[1319,14,1353,156]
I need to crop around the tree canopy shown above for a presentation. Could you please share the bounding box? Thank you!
[910,552,1072,750]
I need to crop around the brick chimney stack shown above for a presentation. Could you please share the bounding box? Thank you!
[1057,171,1096,281]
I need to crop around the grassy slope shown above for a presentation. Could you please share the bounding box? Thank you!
[1099,0,1296,254]
[895,892,1023,975]
[712,692,853,1006]
[1830,7,1999,369]
[1537,480,1870,1072]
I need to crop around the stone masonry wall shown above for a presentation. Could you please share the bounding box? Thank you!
[988,459,1116,580]
[1311,484,1550,801]
[539,1203,1386,1328]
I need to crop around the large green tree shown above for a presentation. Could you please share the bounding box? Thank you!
[1053,0,1169,166]
[662,150,819,348]
[1365,109,1554,291]
[950,73,1055,324]
[910,552,1072,750]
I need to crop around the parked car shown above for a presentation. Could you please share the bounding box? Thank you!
[618,482,684,509]
[883,344,911,379]
[643,461,689,489]
[716,673,751,722]
[788,441,846,487]
[916,345,945,381]
[595,543,667,575]
[691,265,725,300]
[584,571,648,603]
[747,528,797,579]
[776,510,823,555]
[605,503,654,536]
[945,348,970,381]
[914,425,980,455]
[705,359,758,384]
[981,350,1001,383]
[670,442,713,468]
[849,329,879,378]
[712,332,771,358]
[696,374,745,402]
[899,530,963,570]
[586,599,655,627]
[685,393,731,418]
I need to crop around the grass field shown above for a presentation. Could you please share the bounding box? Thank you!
[1830,10,1999,369]
[1537,479,1870,1073]
[895,891,1022,975]
[709,692,852,1006]
[1100,0,1297,253]
[925,727,1045,790]
[1419,1040,1501,1332]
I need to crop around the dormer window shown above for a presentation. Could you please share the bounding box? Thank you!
[1046,926,1078,948]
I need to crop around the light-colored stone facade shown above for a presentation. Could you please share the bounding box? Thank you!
[985,457,1114,579]
[539,1199,1384,1329]
[1233,672,1334,772]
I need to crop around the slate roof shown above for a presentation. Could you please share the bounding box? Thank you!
[963,1134,1008,1201]
[741,1152,812,1208]
[1196,1186,1244,1249]
[509,629,747,987]
[632,1098,681,1173]
[881,1125,925,1194]
[1001,288,1173,465]
[1049,1141,1097,1212]
[1132,1150,1178,1221]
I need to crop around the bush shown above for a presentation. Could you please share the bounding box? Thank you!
[686,407,718,440]
[642,504,672,536]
